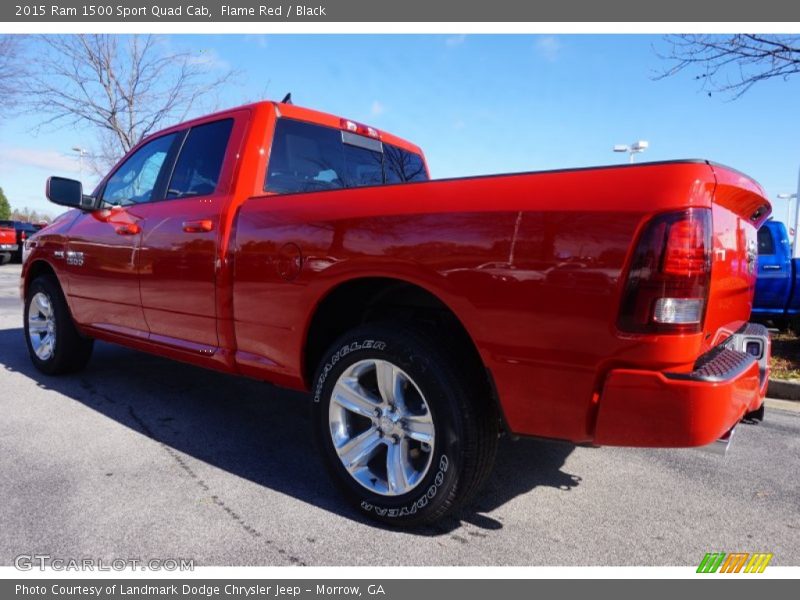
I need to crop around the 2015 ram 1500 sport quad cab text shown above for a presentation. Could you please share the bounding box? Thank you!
[22,100,771,526]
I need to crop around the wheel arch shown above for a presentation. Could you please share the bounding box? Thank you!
[23,260,76,322]
[302,275,505,428]
[24,259,62,296]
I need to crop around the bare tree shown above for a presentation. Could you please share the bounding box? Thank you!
[657,34,800,98]
[22,35,236,173]
[383,145,426,182]
[0,35,28,116]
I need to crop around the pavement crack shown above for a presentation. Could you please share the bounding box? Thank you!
[126,405,307,566]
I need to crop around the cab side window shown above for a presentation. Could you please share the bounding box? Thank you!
[757,226,775,255]
[167,119,234,199]
[101,133,177,206]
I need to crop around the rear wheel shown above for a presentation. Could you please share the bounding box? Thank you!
[312,321,498,527]
[24,274,93,375]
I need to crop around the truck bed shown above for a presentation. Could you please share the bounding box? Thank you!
[232,159,770,443]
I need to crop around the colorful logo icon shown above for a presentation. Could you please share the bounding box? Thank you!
[697,552,773,573]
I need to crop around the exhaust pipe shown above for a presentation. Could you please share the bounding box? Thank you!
[699,426,735,456]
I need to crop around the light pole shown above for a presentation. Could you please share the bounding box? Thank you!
[613,140,649,163]
[71,146,88,182]
[777,192,796,225]
[777,192,796,252]
[778,165,800,258]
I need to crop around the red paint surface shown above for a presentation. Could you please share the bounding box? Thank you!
[0,226,17,246]
[23,101,771,446]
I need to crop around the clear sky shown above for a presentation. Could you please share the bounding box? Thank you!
[1,34,798,220]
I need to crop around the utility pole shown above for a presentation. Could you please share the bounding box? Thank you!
[71,146,88,182]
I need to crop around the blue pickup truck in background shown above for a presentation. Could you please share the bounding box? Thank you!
[753,219,800,330]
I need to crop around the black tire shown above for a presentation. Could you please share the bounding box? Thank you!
[0,253,10,266]
[312,321,498,527]
[24,274,93,375]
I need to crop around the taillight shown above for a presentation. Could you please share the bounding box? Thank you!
[663,218,707,275]
[617,208,712,333]
[20,231,26,241]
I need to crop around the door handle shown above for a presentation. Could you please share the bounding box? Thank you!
[761,265,781,270]
[182,220,214,233]
[115,224,141,235]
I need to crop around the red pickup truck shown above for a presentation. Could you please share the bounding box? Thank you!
[23,100,771,526]
[1,224,17,264]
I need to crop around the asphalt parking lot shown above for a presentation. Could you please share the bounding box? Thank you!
[0,263,798,566]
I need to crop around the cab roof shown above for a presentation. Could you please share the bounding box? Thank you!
[145,99,424,157]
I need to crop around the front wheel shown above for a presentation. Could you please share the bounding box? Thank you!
[312,322,498,527]
[24,274,94,375]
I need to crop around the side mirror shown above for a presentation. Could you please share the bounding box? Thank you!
[45,176,95,211]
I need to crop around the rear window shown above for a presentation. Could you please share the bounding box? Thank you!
[758,226,775,255]
[384,143,428,183]
[343,142,384,188]
[265,118,427,194]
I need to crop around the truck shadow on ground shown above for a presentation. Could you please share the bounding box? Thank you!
[0,327,580,535]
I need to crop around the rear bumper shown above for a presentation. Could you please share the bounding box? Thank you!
[594,323,769,447]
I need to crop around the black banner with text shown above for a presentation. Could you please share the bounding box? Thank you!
[4,0,800,22]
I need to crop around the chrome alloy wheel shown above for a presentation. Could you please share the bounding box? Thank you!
[329,359,436,497]
[28,291,56,361]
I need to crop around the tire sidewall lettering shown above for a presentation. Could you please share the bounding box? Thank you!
[315,332,460,522]
[359,453,450,519]
[314,339,387,403]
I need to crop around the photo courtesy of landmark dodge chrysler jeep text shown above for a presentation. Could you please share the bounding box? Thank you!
[22,99,772,526]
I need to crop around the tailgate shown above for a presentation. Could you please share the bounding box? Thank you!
[0,228,16,245]
[704,163,772,351]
